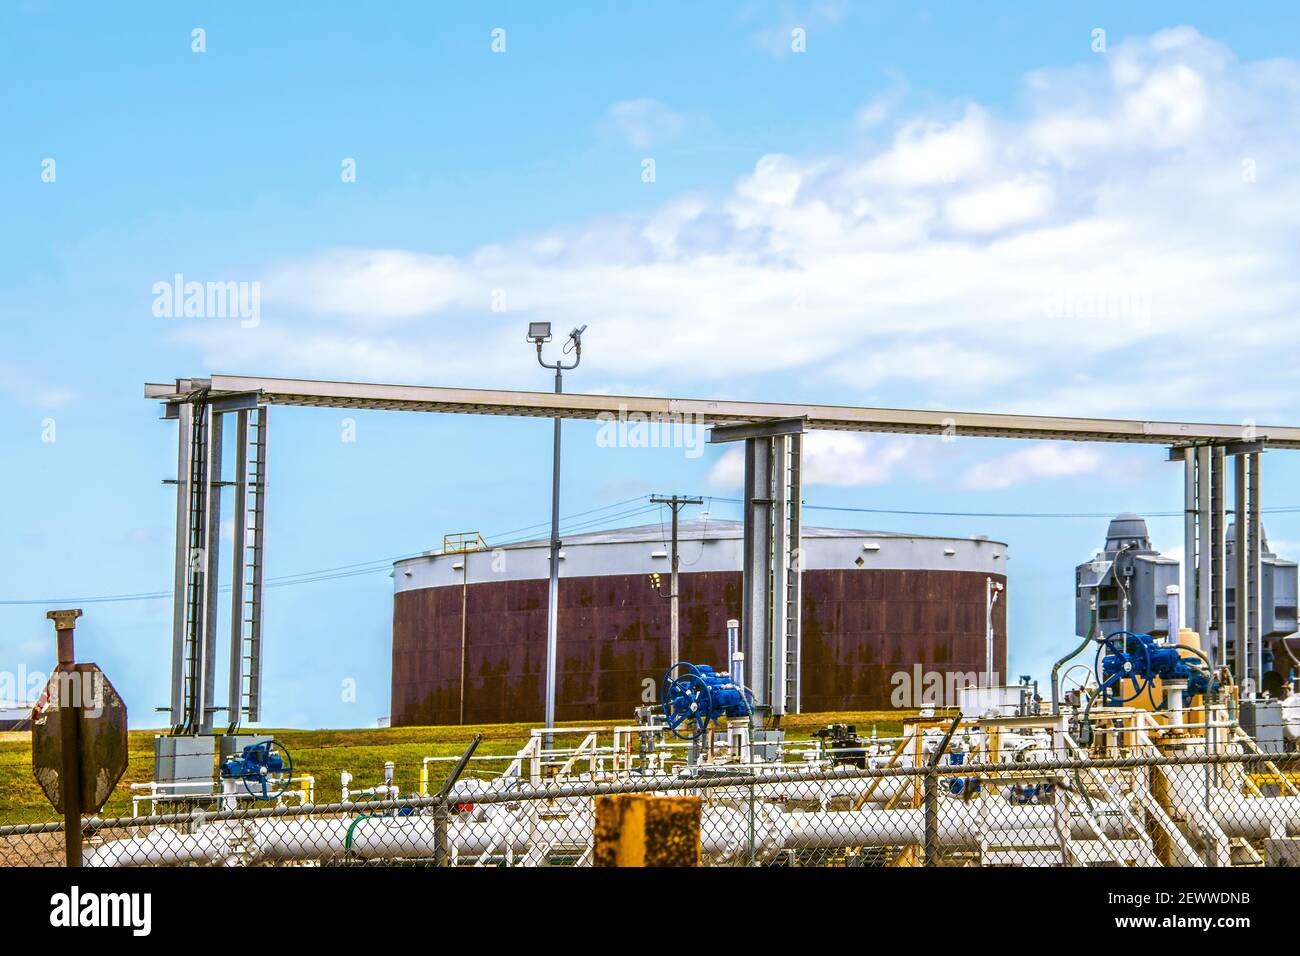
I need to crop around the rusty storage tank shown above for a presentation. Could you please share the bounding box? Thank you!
[391,520,1008,726]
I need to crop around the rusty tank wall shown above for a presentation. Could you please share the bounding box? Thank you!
[391,568,1006,726]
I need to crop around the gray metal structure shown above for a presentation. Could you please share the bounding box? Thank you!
[161,389,267,733]
[1174,442,1271,688]
[1226,520,1299,689]
[1074,514,1180,640]
[144,376,1300,446]
[709,417,805,722]
[1238,699,1285,754]
[146,373,1300,727]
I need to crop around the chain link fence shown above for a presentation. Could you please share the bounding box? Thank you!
[2,748,1298,867]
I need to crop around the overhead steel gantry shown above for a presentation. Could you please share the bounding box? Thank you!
[147,374,1300,727]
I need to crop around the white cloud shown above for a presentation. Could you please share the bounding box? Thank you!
[803,432,911,485]
[857,105,995,188]
[0,361,75,409]
[707,448,746,488]
[607,98,688,149]
[962,443,1103,490]
[750,1,848,59]
[855,75,909,130]
[263,250,475,322]
[180,28,1300,425]
[944,176,1053,233]
[708,432,912,488]
[827,342,1026,393]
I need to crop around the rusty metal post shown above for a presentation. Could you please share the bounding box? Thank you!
[433,734,482,866]
[594,794,702,866]
[47,608,83,867]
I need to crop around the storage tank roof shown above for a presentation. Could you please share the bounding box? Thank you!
[498,519,1003,550]
[397,518,1008,587]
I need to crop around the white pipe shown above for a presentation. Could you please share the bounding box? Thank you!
[1202,797,1300,839]
[85,767,1300,866]
[1165,681,1186,729]
[85,825,238,867]
[86,795,1149,866]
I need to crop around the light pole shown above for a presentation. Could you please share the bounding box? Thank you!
[528,322,585,743]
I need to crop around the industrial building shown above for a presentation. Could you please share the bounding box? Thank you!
[1076,513,1300,696]
[390,520,1008,725]
[0,703,33,732]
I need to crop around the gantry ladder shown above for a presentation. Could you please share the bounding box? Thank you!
[179,400,210,734]
[781,436,802,714]
[231,406,268,726]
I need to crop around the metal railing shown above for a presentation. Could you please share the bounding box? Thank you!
[2,747,1298,867]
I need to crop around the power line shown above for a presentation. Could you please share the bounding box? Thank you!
[0,495,656,606]
[705,497,1300,521]
[6,493,1300,606]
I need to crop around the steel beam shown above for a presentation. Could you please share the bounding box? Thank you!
[145,376,1300,447]
[709,417,808,444]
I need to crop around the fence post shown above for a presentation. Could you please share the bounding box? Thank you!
[747,779,756,866]
[433,734,482,867]
[923,714,962,867]
[923,766,939,866]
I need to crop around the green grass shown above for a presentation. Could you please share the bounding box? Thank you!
[0,710,912,825]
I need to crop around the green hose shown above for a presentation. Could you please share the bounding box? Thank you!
[344,813,381,856]
[1051,605,1097,714]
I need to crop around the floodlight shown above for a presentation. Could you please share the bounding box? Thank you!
[527,322,552,343]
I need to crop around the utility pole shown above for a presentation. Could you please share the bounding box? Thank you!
[651,495,704,667]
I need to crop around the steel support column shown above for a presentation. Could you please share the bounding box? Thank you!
[713,417,806,725]
[741,436,773,722]
[1183,446,1196,634]
[199,410,223,734]
[1196,446,1214,660]
[786,434,803,714]
[771,437,789,717]
[245,407,267,722]
[1234,456,1249,689]
[170,403,194,729]
[1248,452,1263,692]
[228,409,250,727]
[1210,445,1227,669]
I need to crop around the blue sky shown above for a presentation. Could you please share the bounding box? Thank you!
[4,2,1300,727]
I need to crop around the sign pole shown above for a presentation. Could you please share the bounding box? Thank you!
[47,608,83,867]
